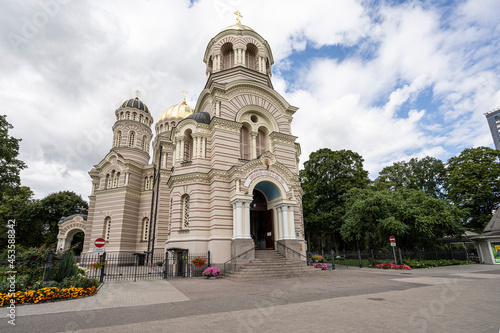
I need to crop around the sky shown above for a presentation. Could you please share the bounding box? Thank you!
[1,0,500,201]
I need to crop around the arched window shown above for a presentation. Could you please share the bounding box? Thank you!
[145,177,149,190]
[160,124,164,132]
[139,114,143,123]
[104,217,111,241]
[142,135,148,151]
[128,132,135,147]
[256,130,266,157]
[126,112,130,120]
[184,130,193,161]
[105,174,110,189]
[240,126,249,159]
[246,43,258,70]
[182,195,190,229]
[168,198,173,235]
[114,172,120,188]
[221,43,234,69]
[116,131,122,147]
[142,217,149,241]
[207,56,213,73]
[133,113,137,121]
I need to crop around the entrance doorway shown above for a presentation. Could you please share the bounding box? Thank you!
[250,189,274,250]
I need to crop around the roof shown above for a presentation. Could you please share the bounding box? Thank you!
[120,97,150,113]
[58,214,87,224]
[186,112,211,124]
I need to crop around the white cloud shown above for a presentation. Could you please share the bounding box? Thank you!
[1,0,500,200]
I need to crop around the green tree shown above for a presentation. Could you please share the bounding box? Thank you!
[300,148,369,251]
[341,188,464,249]
[446,146,500,231]
[0,115,27,202]
[0,186,47,249]
[374,156,447,198]
[39,191,89,246]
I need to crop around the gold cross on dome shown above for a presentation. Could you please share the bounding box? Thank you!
[182,90,188,103]
[135,90,140,98]
[234,10,243,24]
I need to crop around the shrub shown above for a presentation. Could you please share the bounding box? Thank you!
[55,250,78,282]
[403,259,476,269]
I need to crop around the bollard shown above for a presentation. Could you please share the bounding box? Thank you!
[331,249,335,270]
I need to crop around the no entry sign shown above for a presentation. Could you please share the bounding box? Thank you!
[389,236,396,243]
[94,238,106,248]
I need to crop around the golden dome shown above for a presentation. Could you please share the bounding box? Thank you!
[157,102,194,123]
[221,23,255,32]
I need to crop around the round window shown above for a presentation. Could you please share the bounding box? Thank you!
[251,115,258,123]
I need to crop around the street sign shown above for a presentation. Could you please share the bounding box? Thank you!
[391,242,396,247]
[389,236,396,243]
[94,238,106,248]
[93,247,105,253]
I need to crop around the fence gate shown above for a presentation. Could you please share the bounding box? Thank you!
[79,252,167,282]
[164,249,210,279]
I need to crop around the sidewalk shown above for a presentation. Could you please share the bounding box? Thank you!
[3,264,500,333]
[15,280,189,317]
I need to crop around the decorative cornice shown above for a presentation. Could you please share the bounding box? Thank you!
[269,132,298,145]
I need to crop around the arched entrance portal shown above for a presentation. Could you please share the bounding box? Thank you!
[251,189,274,250]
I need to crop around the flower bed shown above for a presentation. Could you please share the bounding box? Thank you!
[402,259,476,268]
[202,267,221,278]
[313,263,328,270]
[374,263,412,270]
[0,286,98,306]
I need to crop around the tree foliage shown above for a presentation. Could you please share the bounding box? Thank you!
[0,114,27,201]
[39,191,89,246]
[446,146,500,231]
[374,156,447,198]
[341,188,464,249]
[300,148,369,249]
[0,189,88,250]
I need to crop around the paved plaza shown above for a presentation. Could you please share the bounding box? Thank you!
[2,264,500,332]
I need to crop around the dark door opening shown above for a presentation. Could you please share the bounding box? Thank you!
[250,189,274,250]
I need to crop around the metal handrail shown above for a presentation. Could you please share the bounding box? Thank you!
[275,240,308,263]
[223,247,255,274]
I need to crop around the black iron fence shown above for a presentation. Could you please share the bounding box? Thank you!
[164,251,210,278]
[308,247,479,268]
[77,252,167,282]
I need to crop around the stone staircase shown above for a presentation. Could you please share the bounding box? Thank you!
[224,250,331,281]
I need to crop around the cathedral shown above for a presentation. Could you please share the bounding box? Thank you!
[78,16,305,266]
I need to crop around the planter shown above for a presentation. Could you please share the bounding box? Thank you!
[207,276,218,280]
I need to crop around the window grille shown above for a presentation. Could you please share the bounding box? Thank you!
[182,195,190,229]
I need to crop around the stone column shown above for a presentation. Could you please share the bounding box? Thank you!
[244,200,251,239]
[242,49,246,66]
[250,131,257,160]
[232,203,237,239]
[162,152,167,168]
[288,205,296,239]
[201,137,206,158]
[282,205,289,239]
[192,136,198,158]
[277,206,283,240]
[57,238,66,251]
[235,201,243,238]
[180,139,185,161]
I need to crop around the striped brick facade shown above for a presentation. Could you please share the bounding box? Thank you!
[82,23,305,265]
